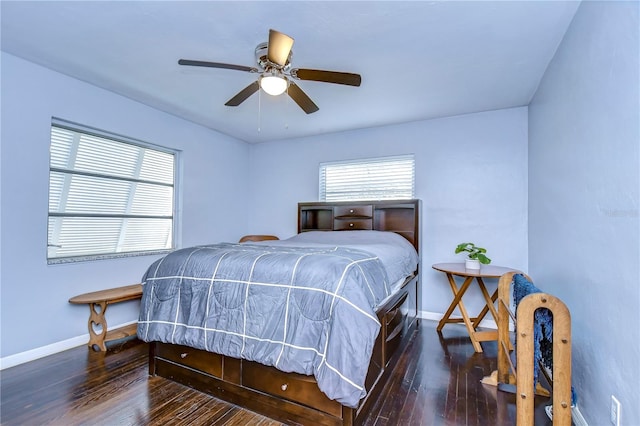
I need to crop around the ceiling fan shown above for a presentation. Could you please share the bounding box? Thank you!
[178,29,362,114]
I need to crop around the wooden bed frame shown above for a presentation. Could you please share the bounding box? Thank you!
[148,199,421,425]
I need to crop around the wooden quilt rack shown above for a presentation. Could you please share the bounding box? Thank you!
[482,271,572,426]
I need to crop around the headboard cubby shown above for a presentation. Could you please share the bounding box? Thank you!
[298,199,420,252]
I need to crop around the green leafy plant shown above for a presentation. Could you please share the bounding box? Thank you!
[455,242,491,264]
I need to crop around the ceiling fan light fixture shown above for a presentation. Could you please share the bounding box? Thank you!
[260,74,288,96]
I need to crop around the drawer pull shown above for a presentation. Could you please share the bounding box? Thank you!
[180,352,188,359]
[349,223,354,227]
[281,383,288,391]
[349,209,354,213]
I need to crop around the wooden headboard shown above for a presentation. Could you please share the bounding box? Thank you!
[298,199,421,252]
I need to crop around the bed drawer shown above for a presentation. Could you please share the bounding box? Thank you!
[242,362,342,417]
[333,218,373,230]
[155,343,223,379]
[334,205,373,218]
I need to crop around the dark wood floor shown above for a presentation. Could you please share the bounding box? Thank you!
[0,320,552,425]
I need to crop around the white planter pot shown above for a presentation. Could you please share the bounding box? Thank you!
[465,258,481,270]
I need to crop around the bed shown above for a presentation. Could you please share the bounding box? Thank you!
[139,200,421,425]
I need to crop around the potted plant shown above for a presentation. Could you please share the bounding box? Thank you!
[455,242,491,270]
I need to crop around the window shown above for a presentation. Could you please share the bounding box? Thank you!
[48,119,178,263]
[319,154,415,202]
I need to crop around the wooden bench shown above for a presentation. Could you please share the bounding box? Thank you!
[69,284,143,351]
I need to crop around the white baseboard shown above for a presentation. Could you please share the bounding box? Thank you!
[572,405,589,426]
[0,320,138,370]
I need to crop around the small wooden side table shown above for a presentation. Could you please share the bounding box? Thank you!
[432,263,520,352]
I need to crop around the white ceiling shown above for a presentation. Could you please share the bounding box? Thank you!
[1,1,580,144]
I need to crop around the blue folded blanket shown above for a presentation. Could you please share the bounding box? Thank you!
[513,273,553,384]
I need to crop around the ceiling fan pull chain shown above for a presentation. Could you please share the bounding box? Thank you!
[257,86,262,132]
[284,86,289,130]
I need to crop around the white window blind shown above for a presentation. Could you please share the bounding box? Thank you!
[319,155,415,202]
[48,120,177,263]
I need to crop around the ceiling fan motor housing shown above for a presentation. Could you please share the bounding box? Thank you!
[255,42,291,72]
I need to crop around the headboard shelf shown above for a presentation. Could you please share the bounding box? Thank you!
[299,207,333,231]
[298,199,420,251]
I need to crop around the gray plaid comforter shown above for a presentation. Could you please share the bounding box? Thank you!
[137,242,391,407]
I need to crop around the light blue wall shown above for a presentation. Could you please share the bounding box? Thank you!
[247,108,529,318]
[3,5,637,425]
[528,2,639,425]
[0,53,251,358]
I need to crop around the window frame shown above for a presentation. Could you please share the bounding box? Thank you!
[47,118,181,264]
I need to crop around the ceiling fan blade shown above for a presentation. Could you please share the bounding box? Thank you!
[287,82,319,114]
[267,29,294,67]
[291,68,361,87]
[225,81,260,106]
[178,59,258,73]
